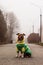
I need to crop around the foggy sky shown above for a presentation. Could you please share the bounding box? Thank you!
[0,0,43,36]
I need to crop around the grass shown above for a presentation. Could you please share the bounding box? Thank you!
[39,43,43,46]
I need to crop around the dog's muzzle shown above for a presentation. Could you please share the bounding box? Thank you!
[18,36,24,41]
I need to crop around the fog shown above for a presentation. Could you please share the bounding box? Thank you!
[0,0,43,36]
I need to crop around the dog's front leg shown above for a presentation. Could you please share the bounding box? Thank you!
[16,47,19,58]
[16,52,19,58]
[21,47,25,58]
[18,51,22,57]
[21,53,24,58]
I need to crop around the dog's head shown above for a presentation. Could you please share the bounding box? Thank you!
[16,33,25,41]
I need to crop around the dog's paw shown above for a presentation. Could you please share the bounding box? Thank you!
[21,55,24,58]
[16,55,18,58]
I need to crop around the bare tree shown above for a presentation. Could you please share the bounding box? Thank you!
[5,12,19,43]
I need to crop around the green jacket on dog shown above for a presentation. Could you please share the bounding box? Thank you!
[16,41,32,55]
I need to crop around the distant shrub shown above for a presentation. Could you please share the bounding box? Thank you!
[27,33,40,43]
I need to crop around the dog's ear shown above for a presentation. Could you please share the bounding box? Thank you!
[16,33,20,35]
[23,33,25,36]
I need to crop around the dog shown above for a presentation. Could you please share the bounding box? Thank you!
[16,33,32,58]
